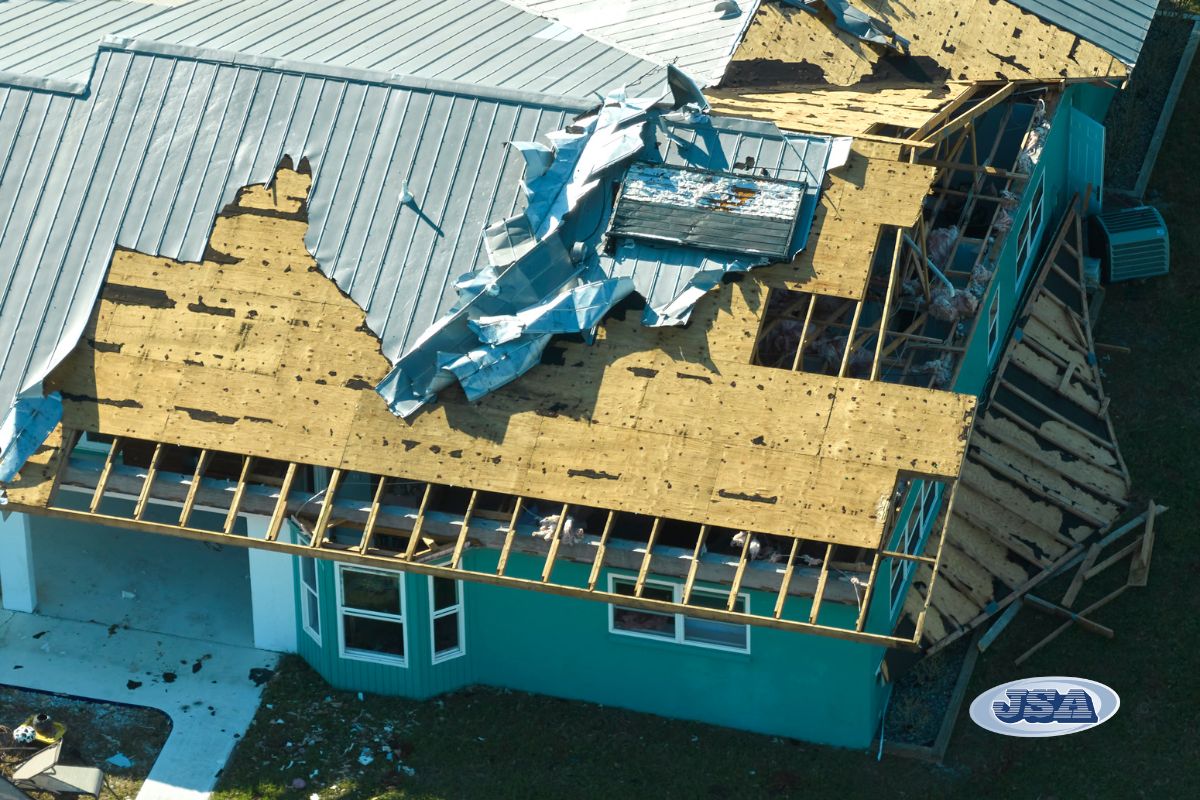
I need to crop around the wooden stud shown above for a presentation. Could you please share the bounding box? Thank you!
[727,530,754,611]
[404,483,433,560]
[773,538,800,619]
[179,449,211,528]
[1061,543,1102,607]
[133,442,163,521]
[681,525,710,604]
[871,233,904,381]
[496,497,524,576]
[1024,594,1114,639]
[224,455,255,535]
[854,551,882,631]
[451,490,479,570]
[264,461,298,542]
[633,518,662,598]
[586,510,616,591]
[808,543,834,624]
[1128,501,1157,587]
[792,295,817,372]
[89,437,122,514]
[45,428,80,509]
[838,300,864,378]
[357,475,388,554]
[977,598,1023,653]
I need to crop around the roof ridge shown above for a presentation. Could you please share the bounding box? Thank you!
[94,35,603,111]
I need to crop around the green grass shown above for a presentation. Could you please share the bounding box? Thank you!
[215,40,1200,800]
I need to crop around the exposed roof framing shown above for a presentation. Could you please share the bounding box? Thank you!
[5,425,958,649]
[33,164,975,550]
[728,0,1131,88]
[904,203,1135,652]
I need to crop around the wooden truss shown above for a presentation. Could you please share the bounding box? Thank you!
[907,201,1140,653]
[8,426,960,650]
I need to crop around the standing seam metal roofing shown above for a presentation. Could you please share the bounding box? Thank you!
[1006,0,1160,66]
[0,0,667,97]
[508,1,763,86]
[0,40,587,458]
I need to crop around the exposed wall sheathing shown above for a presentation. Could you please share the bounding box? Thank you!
[729,0,1128,89]
[42,167,975,550]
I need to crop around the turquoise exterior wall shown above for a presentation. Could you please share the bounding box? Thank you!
[293,548,888,748]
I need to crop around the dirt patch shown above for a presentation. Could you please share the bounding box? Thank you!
[0,685,171,799]
[884,637,972,747]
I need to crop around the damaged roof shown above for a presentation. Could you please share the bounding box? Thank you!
[0,37,838,475]
[0,0,666,96]
[1006,0,1160,67]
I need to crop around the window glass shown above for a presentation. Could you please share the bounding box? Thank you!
[343,615,405,657]
[301,557,316,590]
[611,579,675,638]
[433,614,460,655]
[305,589,320,637]
[683,591,748,650]
[432,577,458,612]
[342,569,401,614]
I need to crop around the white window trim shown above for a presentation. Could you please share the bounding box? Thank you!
[1016,174,1046,282]
[987,291,1001,360]
[335,563,408,667]
[299,557,321,645]
[428,576,466,665]
[607,574,751,654]
[890,482,943,614]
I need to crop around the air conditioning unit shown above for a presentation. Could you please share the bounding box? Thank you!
[1093,205,1169,283]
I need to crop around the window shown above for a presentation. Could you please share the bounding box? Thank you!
[890,482,938,612]
[987,291,1001,360]
[1015,175,1046,281]
[429,577,465,663]
[608,576,749,653]
[336,565,407,666]
[299,557,321,644]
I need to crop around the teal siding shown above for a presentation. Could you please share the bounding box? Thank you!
[293,557,473,699]
[954,84,1111,396]
[294,549,887,748]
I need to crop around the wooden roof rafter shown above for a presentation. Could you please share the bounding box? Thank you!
[6,426,964,650]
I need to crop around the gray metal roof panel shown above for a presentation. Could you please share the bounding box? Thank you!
[1007,0,1159,66]
[512,1,763,85]
[0,42,581,433]
[0,0,666,97]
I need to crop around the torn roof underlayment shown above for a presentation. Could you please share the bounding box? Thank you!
[0,0,666,97]
[0,37,841,478]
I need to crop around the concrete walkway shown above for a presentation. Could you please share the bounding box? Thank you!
[0,610,278,800]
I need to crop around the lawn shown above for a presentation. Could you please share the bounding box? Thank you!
[215,19,1200,800]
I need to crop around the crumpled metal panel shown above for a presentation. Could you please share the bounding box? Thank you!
[787,0,909,51]
[0,0,668,98]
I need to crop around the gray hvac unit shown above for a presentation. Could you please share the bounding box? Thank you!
[1094,205,1169,283]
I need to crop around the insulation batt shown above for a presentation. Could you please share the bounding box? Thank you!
[533,514,586,545]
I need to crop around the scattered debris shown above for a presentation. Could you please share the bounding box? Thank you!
[249,667,275,686]
[161,672,177,684]
[106,753,133,769]
[121,590,136,600]
[126,680,142,690]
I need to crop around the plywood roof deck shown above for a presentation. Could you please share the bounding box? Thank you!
[38,166,976,552]
[729,0,1128,88]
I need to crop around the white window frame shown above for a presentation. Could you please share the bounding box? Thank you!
[987,291,1001,361]
[428,576,466,664]
[607,574,750,654]
[890,482,942,613]
[1015,174,1046,284]
[299,556,321,645]
[335,564,408,667]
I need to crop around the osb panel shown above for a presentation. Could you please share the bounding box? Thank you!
[709,85,968,138]
[756,152,934,297]
[45,168,976,550]
[730,0,1127,89]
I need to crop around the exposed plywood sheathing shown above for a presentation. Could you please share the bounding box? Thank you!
[729,0,1128,89]
[41,167,975,551]
[756,152,936,298]
[905,206,1134,651]
[709,84,972,139]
